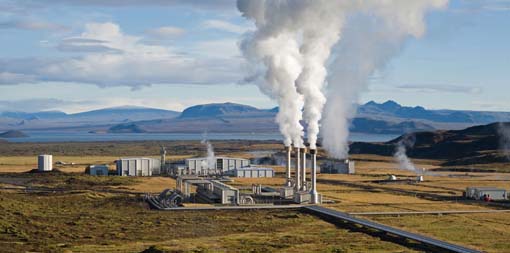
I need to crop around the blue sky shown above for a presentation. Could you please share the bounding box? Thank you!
[0,0,509,113]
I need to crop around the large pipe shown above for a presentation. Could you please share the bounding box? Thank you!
[286,146,292,187]
[295,147,301,191]
[301,147,307,191]
[310,149,319,204]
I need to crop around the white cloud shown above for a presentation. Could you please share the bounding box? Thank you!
[0,22,242,88]
[146,26,185,39]
[202,19,248,34]
[0,72,35,84]
[397,84,482,94]
[0,19,68,31]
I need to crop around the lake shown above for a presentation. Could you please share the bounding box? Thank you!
[2,131,398,143]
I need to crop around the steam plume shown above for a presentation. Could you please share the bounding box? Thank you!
[201,134,216,171]
[497,123,510,160]
[394,134,423,174]
[238,0,448,155]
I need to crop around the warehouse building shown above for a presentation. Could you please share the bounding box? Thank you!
[87,165,109,176]
[320,159,355,174]
[116,157,161,176]
[231,166,274,178]
[38,154,53,172]
[185,157,250,176]
[465,187,507,200]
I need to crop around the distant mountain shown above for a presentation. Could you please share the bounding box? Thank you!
[358,100,510,124]
[0,106,179,131]
[0,130,28,138]
[1,111,68,120]
[3,100,510,136]
[350,122,510,166]
[70,106,179,121]
[179,102,271,119]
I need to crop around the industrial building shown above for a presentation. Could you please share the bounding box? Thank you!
[231,166,274,178]
[320,160,355,174]
[87,165,109,176]
[176,176,239,205]
[38,154,53,172]
[465,187,507,200]
[116,157,161,176]
[183,157,250,176]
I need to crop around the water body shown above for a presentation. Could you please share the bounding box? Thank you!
[3,131,398,143]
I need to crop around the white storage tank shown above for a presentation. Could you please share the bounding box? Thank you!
[38,154,53,172]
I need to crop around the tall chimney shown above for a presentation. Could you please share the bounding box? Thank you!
[295,146,301,191]
[301,147,307,191]
[310,149,319,204]
[285,146,292,187]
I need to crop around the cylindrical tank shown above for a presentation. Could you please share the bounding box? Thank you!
[417,175,424,182]
[388,175,397,181]
[38,154,53,172]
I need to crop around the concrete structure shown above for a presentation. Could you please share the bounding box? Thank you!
[185,157,249,176]
[88,165,109,176]
[285,146,292,187]
[38,154,53,172]
[231,166,274,178]
[116,157,161,176]
[210,180,239,205]
[321,159,355,174]
[301,147,307,191]
[160,146,166,169]
[310,149,319,204]
[465,187,507,200]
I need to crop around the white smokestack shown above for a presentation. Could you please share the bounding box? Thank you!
[237,0,448,159]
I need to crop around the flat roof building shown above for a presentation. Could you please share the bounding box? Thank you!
[231,166,274,178]
[88,165,109,176]
[116,157,161,176]
[185,157,250,176]
[465,187,507,200]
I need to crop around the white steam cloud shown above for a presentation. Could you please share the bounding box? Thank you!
[394,134,424,175]
[238,0,448,156]
[201,134,216,171]
[498,123,510,160]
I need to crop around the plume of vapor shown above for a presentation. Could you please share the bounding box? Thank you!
[237,0,448,155]
[201,134,216,171]
[394,134,424,174]
[497,123,510,160]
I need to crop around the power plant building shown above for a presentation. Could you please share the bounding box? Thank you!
[185,157,250,175]
[38,154,53,172]
[320,160,355,174]
[231,167,274,178]
[465,187,507,200]
[88,165,109,176]
[116,157,161,176]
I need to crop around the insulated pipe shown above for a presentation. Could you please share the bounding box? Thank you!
[301,147,307,191]
[286,146,292,187]
[295,147,301,191]
[310,149,319,204]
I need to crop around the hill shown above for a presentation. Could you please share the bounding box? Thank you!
[0,130,28,138]
[179,102,272,118]
[108,123,147,133]
[349,122,510,165]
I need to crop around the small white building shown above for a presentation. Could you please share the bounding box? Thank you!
[38,154,53,172]
[232,167,274,178]
[185,157,250,176]
[116,157,161,176]
[88,165,109,176]
[465,187,507,200]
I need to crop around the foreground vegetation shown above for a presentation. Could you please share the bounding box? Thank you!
[0,174,416,253]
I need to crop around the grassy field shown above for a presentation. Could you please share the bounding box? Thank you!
[0,175,418,253]
[1,141,510,252]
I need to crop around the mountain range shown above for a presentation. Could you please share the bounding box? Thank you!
[2,100,510,135]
